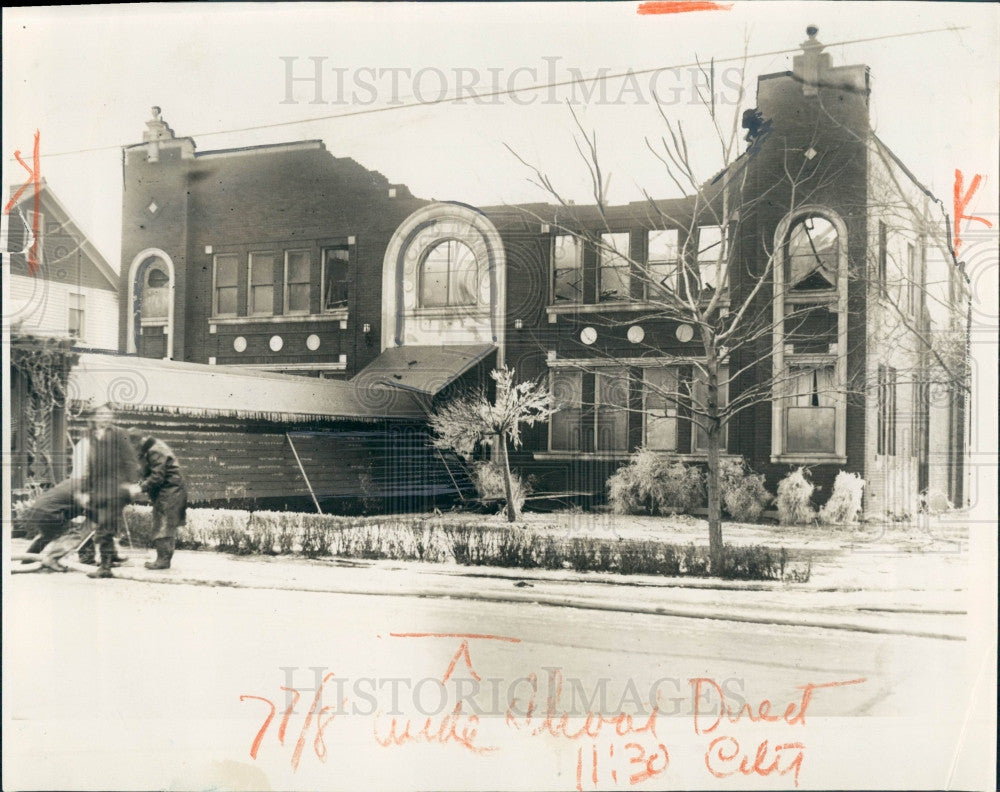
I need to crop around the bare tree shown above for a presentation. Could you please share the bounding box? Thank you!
[428,367,556,522]
[506,49,967,568]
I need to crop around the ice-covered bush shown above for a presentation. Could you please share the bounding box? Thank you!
[719,457,772,523]
[607,449,704,515]
[776,467,816,525]
[472,461,528,516]
[818,471,866,525]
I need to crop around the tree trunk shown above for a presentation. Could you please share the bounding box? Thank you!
[705,359,724,575]
[497,433,519,522]
[706,429,723,575]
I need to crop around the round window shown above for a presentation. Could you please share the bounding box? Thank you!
[147,268,170,288]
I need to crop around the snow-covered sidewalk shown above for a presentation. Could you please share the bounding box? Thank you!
[10,515,970,641]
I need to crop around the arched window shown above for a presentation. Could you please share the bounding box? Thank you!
[772,208,848,463]
[419,239,478,308]
[786,215,838,290]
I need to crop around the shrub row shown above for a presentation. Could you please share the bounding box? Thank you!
[121,506,808,581]
[605,450,866,527]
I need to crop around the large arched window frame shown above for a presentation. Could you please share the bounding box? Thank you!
[771,207,848,463]
[381,202,506,362]
[126,248,175,359]
[418,237,479,308]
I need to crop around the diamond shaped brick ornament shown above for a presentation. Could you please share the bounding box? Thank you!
[148,201,158,214]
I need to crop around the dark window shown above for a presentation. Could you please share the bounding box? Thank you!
[877,364,897,456]
[142,265,170,321]
[596,368,629,452]
[906,242,918,314]
[323,246,350,311]
[598,233,630,302]
[888,367,897,456]
[147,268,169,288]
[213,254,238,316]
[644,367,679,451]
[284,250,311,314]
[691,366,730,453]
[550,370,583,451]
[249,252,275,316]
[696,225,724,291]
[784,364,836,454]
[549,369,630,453]
[68,293,85,338]
[787,216,838,290]
[878,221,888,294]
[646,229,679,299]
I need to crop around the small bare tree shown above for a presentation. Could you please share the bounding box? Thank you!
[429,367,556,521]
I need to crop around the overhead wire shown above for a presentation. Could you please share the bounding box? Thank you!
[6,25,966,163]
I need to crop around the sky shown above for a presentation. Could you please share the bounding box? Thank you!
[2,1,998,272]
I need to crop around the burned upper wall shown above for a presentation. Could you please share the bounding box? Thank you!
[118,112,427,370]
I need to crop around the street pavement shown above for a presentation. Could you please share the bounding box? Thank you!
[3,539,993,791]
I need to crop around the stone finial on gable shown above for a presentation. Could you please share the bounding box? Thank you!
[793,26,832,97]
[143,106,178,162]
[143,106,176,143]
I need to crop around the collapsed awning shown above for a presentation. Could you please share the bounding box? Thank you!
[351,344,496,396]
[68,352,425,420]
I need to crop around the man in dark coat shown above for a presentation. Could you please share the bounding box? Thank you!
[129,432,187,570]
[80,403,139,579]
[17,477,85,557]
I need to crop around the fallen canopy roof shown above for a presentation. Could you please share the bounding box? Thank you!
[350,344,496,396]
[68,352,425,421]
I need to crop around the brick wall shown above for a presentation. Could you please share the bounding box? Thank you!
[120,139,427,374]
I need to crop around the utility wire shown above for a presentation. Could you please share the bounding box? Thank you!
[7,25,967,162]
